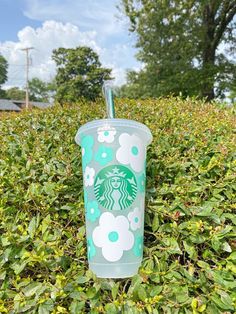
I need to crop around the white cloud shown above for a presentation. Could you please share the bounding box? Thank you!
[0,20,137,88]
[111,67,126,86]
[23,0,124,38]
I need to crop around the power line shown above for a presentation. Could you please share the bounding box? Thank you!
[5,80,25,84]
[8,66,24,76]
[8,64,25,67]
[5,67,25,87]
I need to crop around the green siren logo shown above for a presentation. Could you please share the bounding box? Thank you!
[94,165,137,210]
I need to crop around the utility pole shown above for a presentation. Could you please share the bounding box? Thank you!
[21,47,34,109]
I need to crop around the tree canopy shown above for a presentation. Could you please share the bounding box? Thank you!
[4,79,55,102]
[52,47,112,103]
[29,77,56,102]
[121,0,236,101]
[5,87,25,100]
[0,54,8,97]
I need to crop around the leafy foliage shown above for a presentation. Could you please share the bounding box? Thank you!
[0,98,235,313]
[0,54,8,96]
[29,78,56,102]
[120,0,236,101]
[5,87,25,100]
[4,79,55,103]
[52,47,112,103]
[0,54,8,85]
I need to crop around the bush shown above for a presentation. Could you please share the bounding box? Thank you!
[0,98,235,313]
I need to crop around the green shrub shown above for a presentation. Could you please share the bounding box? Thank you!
[0,98,235,313]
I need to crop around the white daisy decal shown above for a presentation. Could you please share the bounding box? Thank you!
[97,128,116,143]
[84,166,95,187]
[128,207,142,231]
[116,133,145,172]
[92,212,134,262]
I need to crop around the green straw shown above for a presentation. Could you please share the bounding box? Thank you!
[103,82,115,118]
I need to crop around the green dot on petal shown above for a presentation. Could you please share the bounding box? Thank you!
[135,217,139,223]
[104,131,109,136]
[108,231,119,242]
[131,146,139,155]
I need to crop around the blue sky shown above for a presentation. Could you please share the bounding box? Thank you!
[0,0,140,87]
[0,0,40,41]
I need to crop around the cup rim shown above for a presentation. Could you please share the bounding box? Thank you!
[75,118,153,145]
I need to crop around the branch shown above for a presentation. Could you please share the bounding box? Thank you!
[213,2,236,49]
[214,0,231,25]
[210,0,221,18]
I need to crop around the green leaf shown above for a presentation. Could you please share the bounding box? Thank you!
[198,304,206,312]
[211,292,234,311]
[164,270,182,280]
[163,237,182,254]
[86,287,96,299]
[173,285,189,303]
[105,303,118,314]
[22,282,46,297]
[218,291,234,310]
[152,214,159,232]
[69,301,85,313]
[11,261,27,275]
[129,274,143,293]
[211,237,221,251]
[38,300,54,314]
[1,236,11,246]
[183,240,197,259]
[111,283,119,300]
[228,252,236,260]
[197,261,210,269]
[149,272,160,283]
[221,242,232,252]
[217,226,233,239]
[76,276,89,284]
[0,269,6,280]
[223,213,236,225]
[137,285,147,301]
[41,214,51,234]
[191,298,198,309]
[43,182,57,196]
[150,285,162,297]
[28,216,37,238]
[195,204,213,217]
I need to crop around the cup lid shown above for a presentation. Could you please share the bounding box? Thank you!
[75,118,152,145]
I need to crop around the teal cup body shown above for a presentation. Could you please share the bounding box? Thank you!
[75,119,152,278]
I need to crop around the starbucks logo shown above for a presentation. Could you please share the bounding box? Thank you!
[94,165,137,210]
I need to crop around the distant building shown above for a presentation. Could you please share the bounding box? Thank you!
[0,99,53,112]
[30,101,53,109]
[0,99,21,112]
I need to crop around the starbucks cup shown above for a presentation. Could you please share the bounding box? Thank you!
[75,118,152,278]
[75,84,152,278]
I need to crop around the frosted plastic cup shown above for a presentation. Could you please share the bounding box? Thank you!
[75,119,152,278]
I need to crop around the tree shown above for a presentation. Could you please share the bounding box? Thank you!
[29,77,56,102]
[52,47,112,103]
[116,70,151,98]
[5,87,25,100]
[0,89,6,98]
[228,75,236,104]
[121,0,236,101]
[0,54,8,97]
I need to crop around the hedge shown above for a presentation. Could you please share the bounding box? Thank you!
[0,98,235,313]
